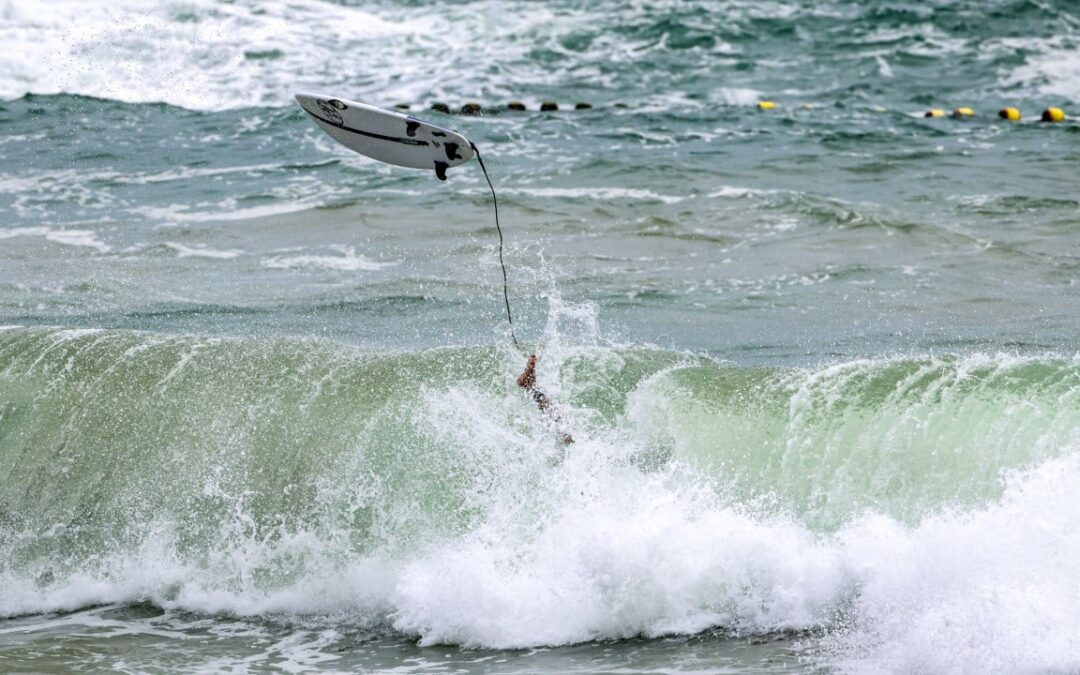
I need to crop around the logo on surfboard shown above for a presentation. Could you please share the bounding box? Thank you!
[316,99,345,126]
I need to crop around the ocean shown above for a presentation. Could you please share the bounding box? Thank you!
[2,0,1079,672]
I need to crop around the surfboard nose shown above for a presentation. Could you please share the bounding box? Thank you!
[293,93,319,115]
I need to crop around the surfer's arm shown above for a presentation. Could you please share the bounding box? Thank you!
[516,355,572,444]
[517,354,538,389]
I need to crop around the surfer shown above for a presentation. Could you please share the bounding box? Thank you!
[517,354,573,443]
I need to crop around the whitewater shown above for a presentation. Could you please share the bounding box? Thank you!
[3,0,1080,672]
[2,323,1080,672]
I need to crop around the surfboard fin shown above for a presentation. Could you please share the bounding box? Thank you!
[434,161,448,181]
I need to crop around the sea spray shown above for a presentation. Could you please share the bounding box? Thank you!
[3,325,1080,673]
[827,453,1080,673]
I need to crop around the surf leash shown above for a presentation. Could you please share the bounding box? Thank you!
[471,141,518,347]
[293,95,519,348]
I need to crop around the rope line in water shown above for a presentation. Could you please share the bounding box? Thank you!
[470,142,518,347]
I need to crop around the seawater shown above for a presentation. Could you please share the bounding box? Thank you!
[2,1,1080,673]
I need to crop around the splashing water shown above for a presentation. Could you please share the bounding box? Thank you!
[3,305,1080,671]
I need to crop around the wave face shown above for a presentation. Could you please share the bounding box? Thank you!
[3,327,1080,672]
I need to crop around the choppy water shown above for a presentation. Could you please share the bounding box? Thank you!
[2,1,1080,672]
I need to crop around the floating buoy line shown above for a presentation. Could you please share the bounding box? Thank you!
[387,100,1069,124]
[297,92,1069,348]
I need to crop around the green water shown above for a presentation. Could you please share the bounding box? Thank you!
[2,0,1080,672]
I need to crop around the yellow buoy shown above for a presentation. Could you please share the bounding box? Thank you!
[540,101,559,112]
[952,107,975,118]
[1042,107,1066,123]
[872,105,887,113]
[507,101,527,111]
[924,109,945,118]
[757,101,776,110]
[998,107,1021,121]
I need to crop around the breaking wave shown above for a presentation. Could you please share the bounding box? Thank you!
[2,327,1080,672]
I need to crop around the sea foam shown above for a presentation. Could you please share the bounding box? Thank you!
[2,327,1080,673]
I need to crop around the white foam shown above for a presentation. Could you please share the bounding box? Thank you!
[0,0,726,113]
[0,0,423,110]
[3,328,1080,673]
[875,55,894,79]
[7,448,1080,673]
[828,453,1080,673]
[123,163,285,185]
[262,246,394,272]
[133,201,316,224]
[164,243,243,260]
[390,473,846,647]
[999,36,1080,102]
[711,87,765,106]
[0,226,111,252]
[708,185,778,199]
[505,187,685,205]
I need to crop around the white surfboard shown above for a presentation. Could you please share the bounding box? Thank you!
[295,93,475,180]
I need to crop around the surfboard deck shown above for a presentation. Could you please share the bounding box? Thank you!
[295,93,475,180]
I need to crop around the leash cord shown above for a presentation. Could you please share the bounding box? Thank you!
[470,142,518,347]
